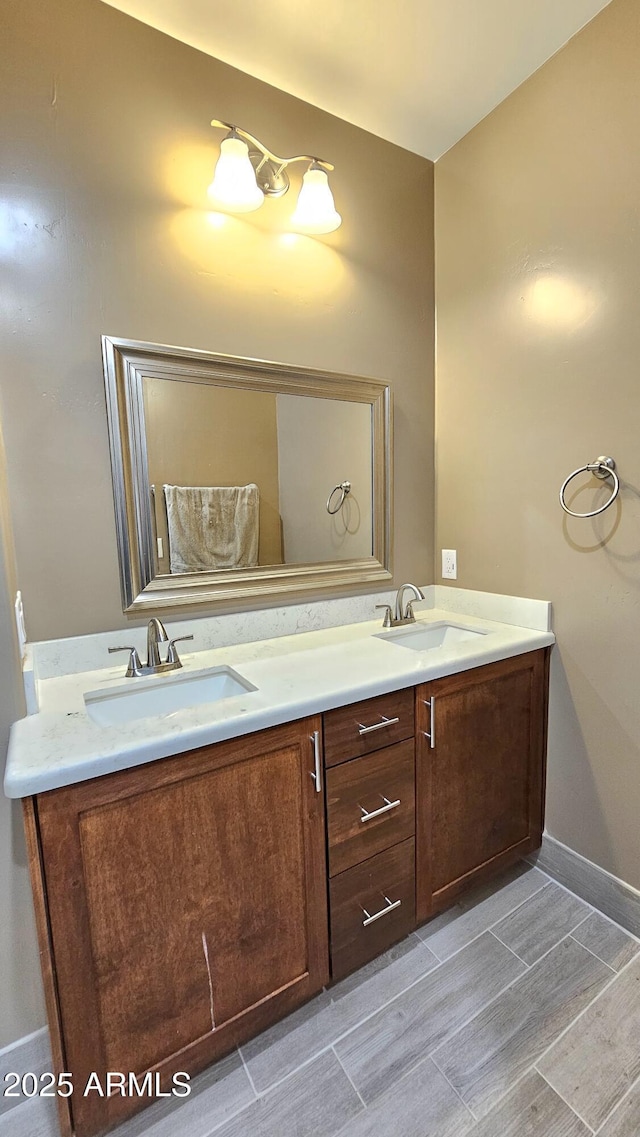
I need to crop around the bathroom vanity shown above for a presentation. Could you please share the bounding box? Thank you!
[7,598,552,1137]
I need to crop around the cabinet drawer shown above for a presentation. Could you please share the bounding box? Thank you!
[323,688,415,767]
[330,838,416,980]
[327,740,415,876]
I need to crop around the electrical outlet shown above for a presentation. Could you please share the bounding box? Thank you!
[441,549,457,580]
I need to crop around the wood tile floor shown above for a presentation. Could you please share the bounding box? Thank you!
[6,861,640,1137]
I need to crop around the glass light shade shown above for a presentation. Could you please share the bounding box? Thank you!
[207,137,264,213]
[290,167,342,234]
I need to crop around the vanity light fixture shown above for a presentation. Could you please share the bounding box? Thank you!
[208,120,342,234]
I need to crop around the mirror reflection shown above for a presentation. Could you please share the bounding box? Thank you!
[102,336,391,613]
[143,379,373,575]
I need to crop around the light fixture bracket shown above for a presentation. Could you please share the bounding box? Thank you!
[248,150,290,198]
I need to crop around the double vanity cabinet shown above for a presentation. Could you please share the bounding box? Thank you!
[24,646,549,1137]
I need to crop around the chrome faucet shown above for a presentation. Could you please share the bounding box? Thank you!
[108,619,194,677]
[146,617,168,668]
[376,583,425,628]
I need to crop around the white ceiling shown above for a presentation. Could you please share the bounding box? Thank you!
[103,0,613,159]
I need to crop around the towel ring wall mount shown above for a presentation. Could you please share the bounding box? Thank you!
[559,456,619,518]
[326,481,351,515]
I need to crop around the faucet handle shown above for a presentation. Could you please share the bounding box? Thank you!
[375,604,393,629]
[108,646,143,677]
[166,634,194,667]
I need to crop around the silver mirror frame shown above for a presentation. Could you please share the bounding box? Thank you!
[101,336,393,613]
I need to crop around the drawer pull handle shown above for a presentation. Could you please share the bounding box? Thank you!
[361,896,402,926]
[309,730,322,793]
[360,796,401,823]
[422,696,436,749]
[357,715,400,736]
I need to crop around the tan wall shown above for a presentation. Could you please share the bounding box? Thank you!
[144,380,282,568]
[435,0,640,888]
[276,395,373,563]
[0,420,45,1046]
[0,0,434,642]
[0,0,433,1044]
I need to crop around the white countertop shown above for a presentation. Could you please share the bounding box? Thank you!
[5,603,554,798]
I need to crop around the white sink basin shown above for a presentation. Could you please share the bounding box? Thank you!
[84,666,257,726]
[375,621,488,652]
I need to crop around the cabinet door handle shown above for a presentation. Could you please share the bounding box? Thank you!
[309,730,322,793]
[361,895,402,926]
[357,715,400,736]
[422,696,436,748]
[360,796,401,823]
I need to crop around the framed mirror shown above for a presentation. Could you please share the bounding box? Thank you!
[101,337,392,613]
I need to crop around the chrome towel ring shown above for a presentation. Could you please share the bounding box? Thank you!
[326,480,351,515]
[559,456,619,518]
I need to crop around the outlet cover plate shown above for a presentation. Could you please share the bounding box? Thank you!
[442,549,457,580]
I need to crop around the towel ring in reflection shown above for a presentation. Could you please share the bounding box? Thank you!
[326,480,351,515]
[559,456,619,518]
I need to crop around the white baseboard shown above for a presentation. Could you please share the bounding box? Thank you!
[0,1027,51,1117]
[527,833,640,937]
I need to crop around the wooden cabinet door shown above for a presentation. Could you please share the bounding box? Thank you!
[34,717,328,1137]
[416,650,549,924]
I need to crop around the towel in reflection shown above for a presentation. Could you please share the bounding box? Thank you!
[163,484,259,573]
